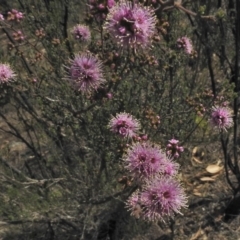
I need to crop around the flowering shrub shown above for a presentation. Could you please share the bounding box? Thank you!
[109,112,184,221]
[0,0,238,239]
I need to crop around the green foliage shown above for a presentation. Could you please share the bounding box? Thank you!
[215,8,227,20]
[198,5,206,15]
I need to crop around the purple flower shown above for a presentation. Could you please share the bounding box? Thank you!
[7,9,24,22]
[166,138,184,159]
[66,53,105,93]
[104,1,156,50]
[107,0,115,8]
[0,14,4,21]
[88,0,108,22]
[162,157,179,177]
[177,36,193,54]
[141,134,148,141]
[123,142,166,180]
[168,139,179,145]
[139,177,187,221]
[109,112,140,138]
[106,92,113,99]
[210,106,233,131]
[71,24,91,43]
[0,63,16,84]
[12,30,25,42]
[126,191,143,219]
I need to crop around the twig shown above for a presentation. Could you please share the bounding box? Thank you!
[79,186,138,205]
[221,135,236,192]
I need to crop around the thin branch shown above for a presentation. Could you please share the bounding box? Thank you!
[2,28,33,75]
[206,49,216,97]
[1,156,33,181]
[62,3,73,56]
[221,135,236,192]
[0,217,83,226]
[78,186,138,205]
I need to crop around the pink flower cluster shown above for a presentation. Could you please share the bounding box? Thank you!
[71,24,91,43]
[107,0,115,8]
[125,141,186,221]
[0,63,16,84]
[177,36,193,54]
[127,177,187,221]
[109,112,140,138]
[7,9,24,22]
[0,14,4,21]
[88,0,115,22]
[124,142,179,180]
[108,113,187,221]
[210,106,233,131]
[66,53,105,93]
[166,138,184,158]
[12,30,25,42]
[104,0,156,50]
